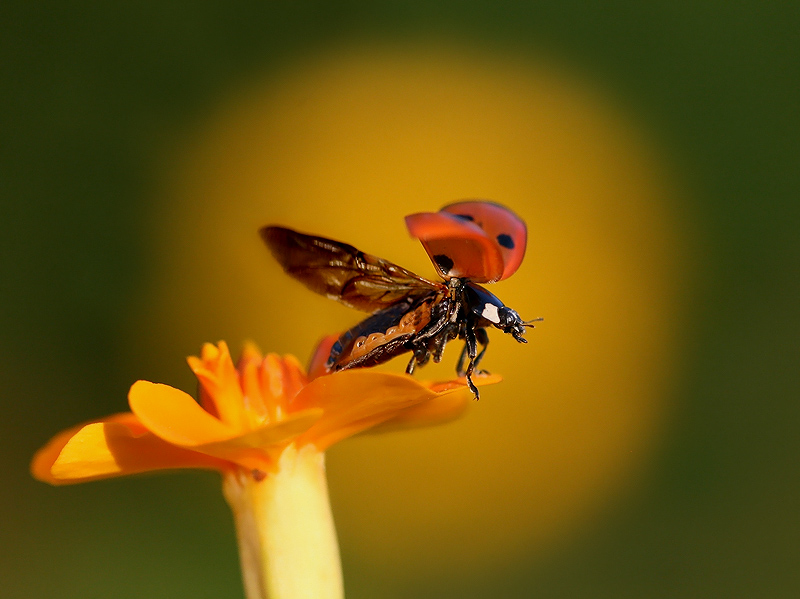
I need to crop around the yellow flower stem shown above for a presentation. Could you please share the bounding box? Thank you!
[223,444,344,599]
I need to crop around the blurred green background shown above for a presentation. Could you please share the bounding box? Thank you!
[3,2,799,598]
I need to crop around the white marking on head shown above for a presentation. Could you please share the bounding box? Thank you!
[482,302,500,324]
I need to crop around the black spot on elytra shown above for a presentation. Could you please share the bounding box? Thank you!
[497,233,514,249]
[454,213,475,222]
[434,254,454,274]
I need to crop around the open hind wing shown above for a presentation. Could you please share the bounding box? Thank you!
[261,226,442,313]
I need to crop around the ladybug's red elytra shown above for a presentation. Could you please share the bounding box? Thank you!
[405,200,527,283]
[262,200,538,399]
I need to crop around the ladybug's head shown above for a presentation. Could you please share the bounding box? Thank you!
[496,306,528,343]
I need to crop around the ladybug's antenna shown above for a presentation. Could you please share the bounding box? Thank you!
[522,317,544,328]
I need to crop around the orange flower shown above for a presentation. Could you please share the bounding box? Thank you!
[31,340,498,599]
[32,340,496,485]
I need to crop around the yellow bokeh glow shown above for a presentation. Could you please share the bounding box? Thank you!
[132,44,689,576]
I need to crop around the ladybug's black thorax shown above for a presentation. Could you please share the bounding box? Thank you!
[465,281,527,343]
[461,281,504,327]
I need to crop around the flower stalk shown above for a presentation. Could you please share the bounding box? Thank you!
[224,445,343,599]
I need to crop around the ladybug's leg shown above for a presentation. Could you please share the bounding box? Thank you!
[430,326,455,364]
[406,345,431,375]
[415,345,431,367]
[461,325,481,400]
[405,354,416,375]
[465,369,480,400]
[472,328,490,374]
[455,342,469,376]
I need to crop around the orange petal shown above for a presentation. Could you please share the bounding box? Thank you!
[31,414,227,485]
[128,380,238,446]
[281,354,308,400]
[192,409,323,470]
[307,334,338,380]
[130,380,322,471]
[31,413,136,483]
[187,356,220,417]
[188,342,247,429]
[238,350,269,424]
[203,409,321,449]
[366,389,471,433]
[260,354,288,419]
[239,340,263,363]
[293,370,439,450]
[366,374,502,433]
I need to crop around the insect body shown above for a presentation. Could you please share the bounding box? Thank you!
[261,201,535,399]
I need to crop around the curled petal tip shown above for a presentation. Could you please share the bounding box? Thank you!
[427,372,503,393]
[307,334,338,381]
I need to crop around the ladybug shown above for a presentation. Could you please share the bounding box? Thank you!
[261,201,537,399]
